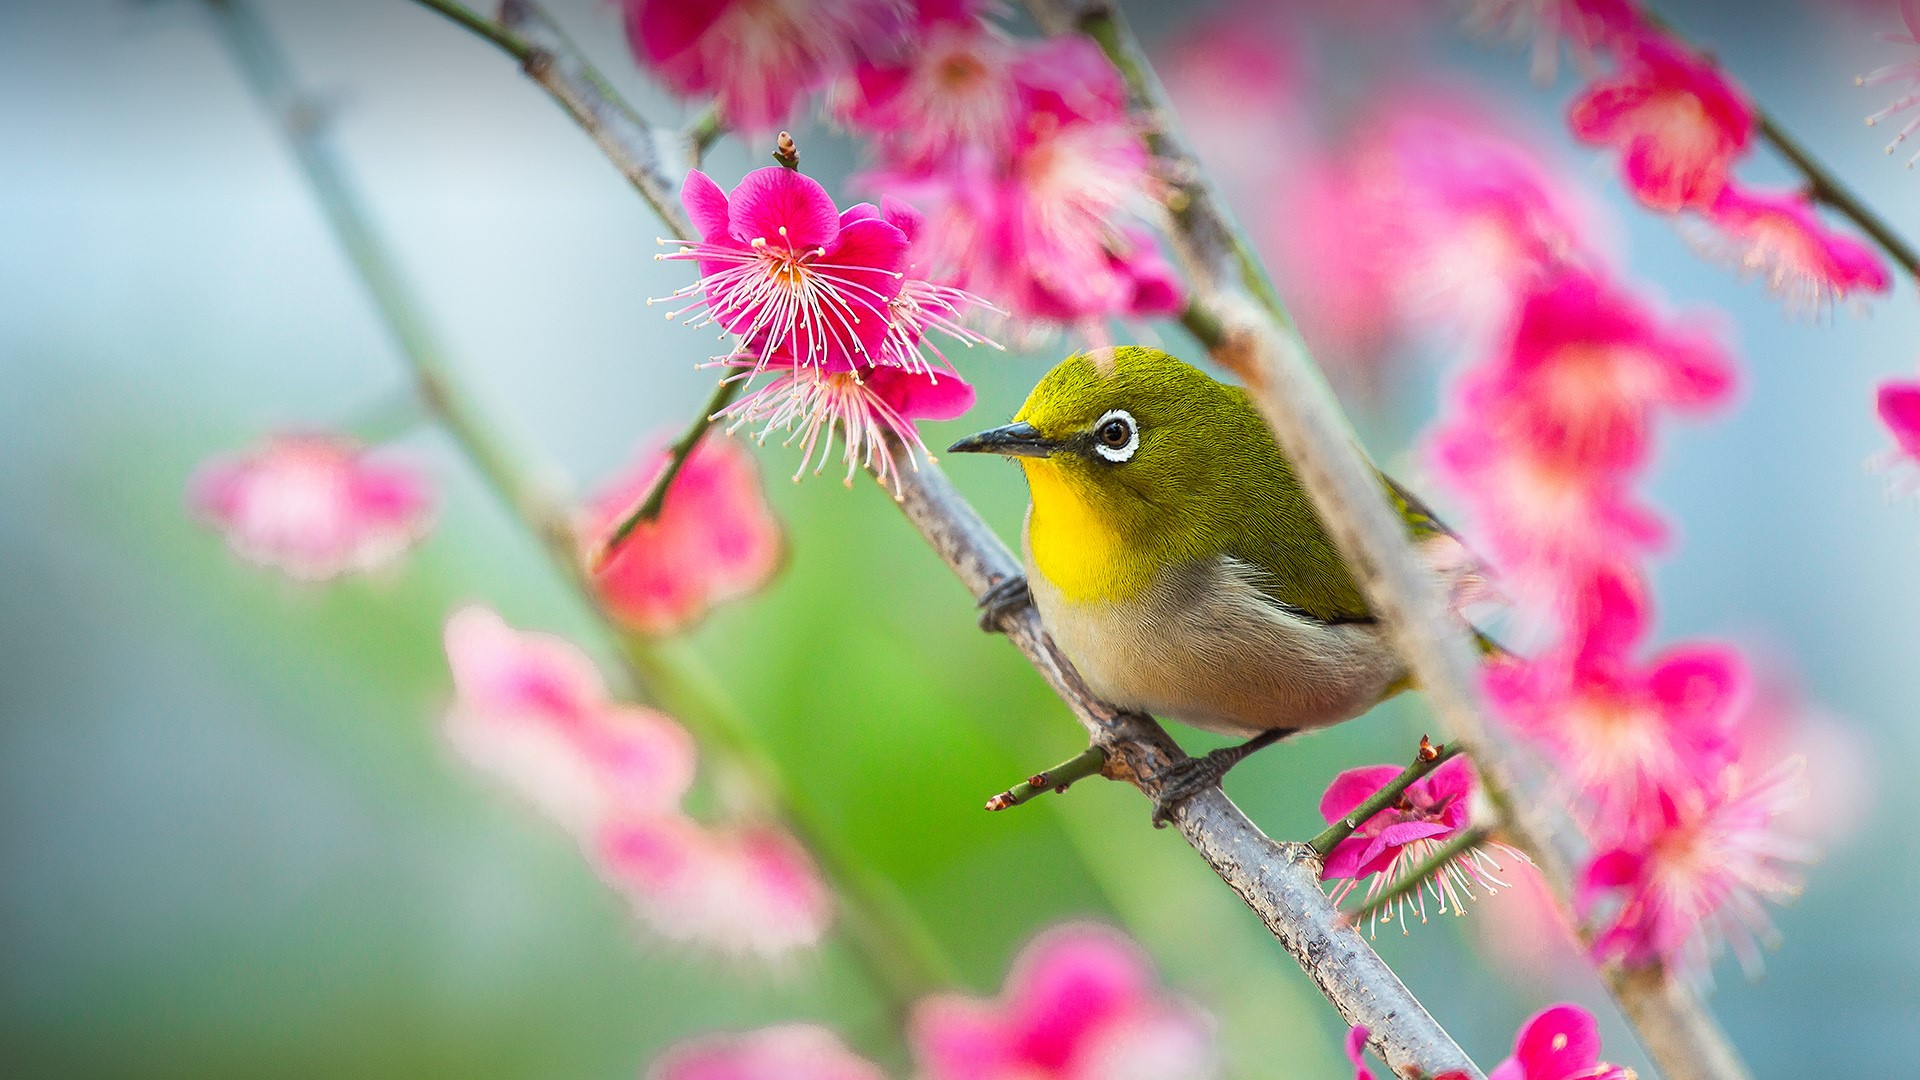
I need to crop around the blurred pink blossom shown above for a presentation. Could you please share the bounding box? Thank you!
[912,924,1217,1080]
[622,0,903,132]
[1318,757,1525,933]
[189,432,433,581]
[856,21,1178,327]
[1693,185,1891,313]
[600,815,834,961]
[1485,565,1744,839]
[1568,33,1752,212]
[836,2,1024,171]
[1465,0,1640,81]
[1579,760,1811,979]
[1859,0,1920,166]
[1487,1004,1632,1080]
[442,605,697,833]
[1477,267,1735,473]
[584,432,783,636]
[649,1024,888,1080]
[1154,10,1306,204]
[1875,371,1920,495]
[662,167,909,375]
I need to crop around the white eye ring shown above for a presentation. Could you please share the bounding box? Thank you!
[1092,409,1139,463]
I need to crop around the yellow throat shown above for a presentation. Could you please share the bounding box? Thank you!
[1020,458,1155,605]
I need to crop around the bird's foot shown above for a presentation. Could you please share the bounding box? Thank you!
[1148,727,1298,828]
[977,574,1033,633]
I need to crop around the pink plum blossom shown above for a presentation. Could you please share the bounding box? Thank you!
[1579,760,1811,980]
[661,167,910,375]
[718,350,976,492]
[835,2,1024,172]
[1858,0,1920,167]
[856,29,1179,327]
[1485,564,1745,840]
[1568,32,1752,212]
[1693,185,1891,313]
[441,606,697,834]
[1875,371,1920,496]
[1465,0,1640,81]
[189,431,433,581]
[911,923,1217,1080]
[599,815,834,961]
[1428,407,1668,614]
[649,1025,888,1080]
[1487,1005,1632,1080]
[1481,267,1735,473]
[1318,757,1525,934]
[584,432,783,636]
[1154,11,1306,207]
[622,0,903,132]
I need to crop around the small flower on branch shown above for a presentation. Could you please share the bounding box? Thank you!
[189,431,434,581]
[911,923,1219,1080]
[1346,1003,1631,1080]
[583,431,783,635]
[1317,757,1527,935]
[1568,31,1753,213]
[660,166,910,378]
[1687,185,1891,314]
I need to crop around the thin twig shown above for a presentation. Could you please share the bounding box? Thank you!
[685,103,724,167]
[985,745,1108,811]
[591,376,742,569]
[1344,826,1491,929]
[390,3,1488,1075]
[1309,738,1459,857]
[1758,112,1920,280]
[1032,4,1756,1080]
[209,0,952,1009]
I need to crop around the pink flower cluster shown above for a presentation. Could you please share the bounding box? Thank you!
[583,431,783,635]
[1383,118,1814,979]
[1348,1003,1630,1080]
[1317,756,1527,936]
[441,605,831,961]
[660,166,986,491]
[189,431,434,581]
[1515,1,1890,311]
[842,1,1182,328]
[648,924,1218,1080]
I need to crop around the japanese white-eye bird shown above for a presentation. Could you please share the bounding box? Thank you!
[949,346,1483,821]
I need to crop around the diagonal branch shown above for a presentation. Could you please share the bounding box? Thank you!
[1027,3,1755,1080]
[404,1,1486,1077]
[208,0,951,1008]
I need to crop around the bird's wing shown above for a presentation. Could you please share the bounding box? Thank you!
[1230,467,1498,628]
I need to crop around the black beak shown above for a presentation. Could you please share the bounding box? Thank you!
[947,422,1059,459]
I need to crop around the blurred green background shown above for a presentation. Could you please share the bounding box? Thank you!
[3,1,1917,1078]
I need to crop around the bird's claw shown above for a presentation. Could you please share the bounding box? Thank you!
[1147,752,1232,828]
[977,574,1033,633]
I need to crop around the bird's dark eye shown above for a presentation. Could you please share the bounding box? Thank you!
[1090,409,1139,463]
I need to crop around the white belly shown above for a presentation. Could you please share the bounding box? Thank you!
[1025,541,1407,738]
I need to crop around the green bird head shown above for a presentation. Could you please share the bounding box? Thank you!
[948,346,1370,617]
[949,346,1264,523]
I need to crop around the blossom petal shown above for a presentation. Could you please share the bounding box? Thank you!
[683,169,732,240]
[728,167,843,252]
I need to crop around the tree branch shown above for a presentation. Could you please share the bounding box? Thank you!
[984,744,1108,811]
[1029,4,1756,1080]
[209,0,950,1009]
[402,2,1487,1076]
